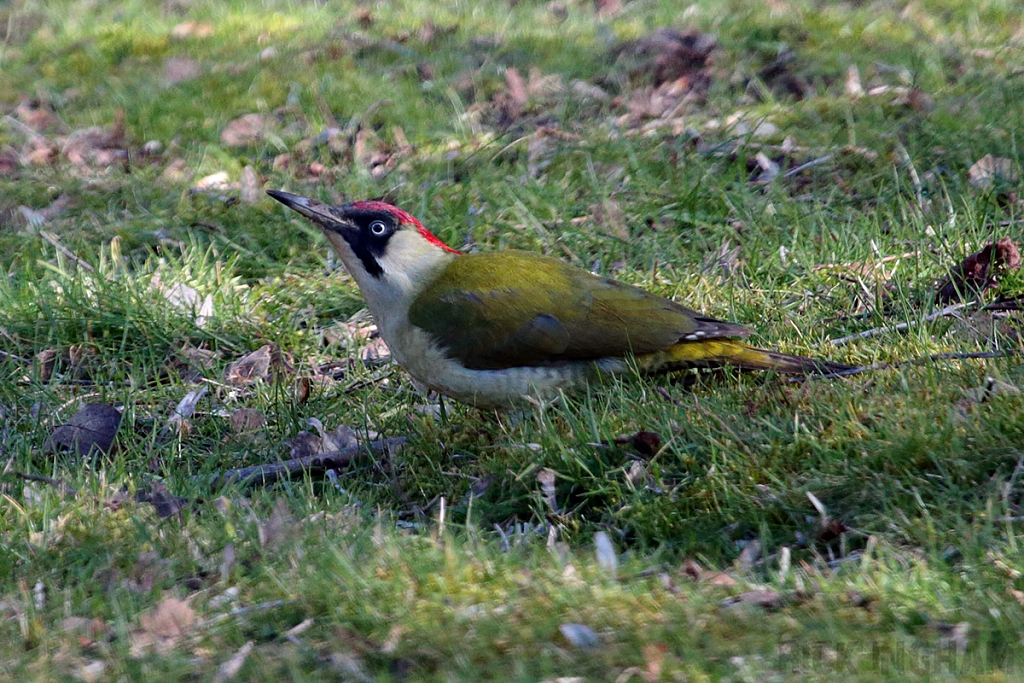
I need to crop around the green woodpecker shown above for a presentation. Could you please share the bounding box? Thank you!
[269,191,853,408]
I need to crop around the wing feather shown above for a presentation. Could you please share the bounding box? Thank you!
[408,251,750,370]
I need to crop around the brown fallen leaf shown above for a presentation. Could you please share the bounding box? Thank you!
[62,616,109,645]
[259,498,297,548]
[845,64,864,98]
[537,468,560,514]
[935,237,1021,304]
[225,344,273,385]
[239,165,261,204]
[623,430,662,457]
[590,198,629,240]
[680,559,703,581]
[558,623,601,650]
[505,67,528,114]
[706,572,740,587]
[968,155,1017,189]
[14,96,63,134]
[596,0,624,17]
[286,419,357,458]
[930,620,970,654]
[131,596,197,656]
[527,128,554,178]
[615,28,717,88]
[163,55,201,86]
[230,408,267,435]
[160,158,193,184]
[722,589,785,610]
[171,21,214,40]
[45,403,121,456]
[135,481,188,519]
[962,377,1021,403]
[63,110,129,170]
[220,113,276,148]
[757,48,811,100]
[214,641,254,682]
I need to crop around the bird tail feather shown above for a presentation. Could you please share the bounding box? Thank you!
[637,340,855,376]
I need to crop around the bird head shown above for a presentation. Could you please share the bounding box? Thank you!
[268,191,459,302]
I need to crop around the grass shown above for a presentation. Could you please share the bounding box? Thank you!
[3,0,1024,679]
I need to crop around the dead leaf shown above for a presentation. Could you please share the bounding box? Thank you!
[135,481,188,519]
[259,498,297,548]
[706,572,739,587]
[153,276,215,326]
[723,589,785,610]
[505,67,528,112]
[15,96,63,134]
[287,418,357,458]
[63,616,109,644]
[590,199,628,240]
[757,48,810,100]
[15,194,72,229]
[229,408,267,435]
[45,403,121,456]
[171,21,214,39]
[558,623,601,650]
[167,385,209,435]
[526,67,565,101]
[161,158,193,184]
[931,621,970,654]
[74,660,106,683]
[225,345,273,385]
[969,154,1018,190]
[680,560,703,581]
[614,429,662,457]
[845,64,863,98]
[962,377,1021,403]
[570,79,610,103]
[594,531,618,577]
[358,335,391,363]
[214,641,254,682]
[63,111,128,170]
[239,166,261,204]
[527,129,554,177]
[935,237,1021,304]
[537,468,560,514]
[163,56,201,86]
[643,643,667,681]
[615,28,717,88]
[737,540,761,571]
[130,596,197,655]
[220,114,276,148]
[700,239,741,279]
[193,171,235,192]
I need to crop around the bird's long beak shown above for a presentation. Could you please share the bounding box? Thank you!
[266,189,342,224]
[267,190,354,236]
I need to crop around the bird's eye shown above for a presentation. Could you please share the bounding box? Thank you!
[369,221,388,236]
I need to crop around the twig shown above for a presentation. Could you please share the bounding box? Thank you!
[345,98,391,136]
[38,231,96,273]
[791,350,1015,382]
[828,303,972,346]
[781,154,834,179]
[203,600,289,627]
[0,349,30,364]
[198,437,405,489]
[11,472,78,496]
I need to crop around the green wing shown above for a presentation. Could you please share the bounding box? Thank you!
[407,251,751,370]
